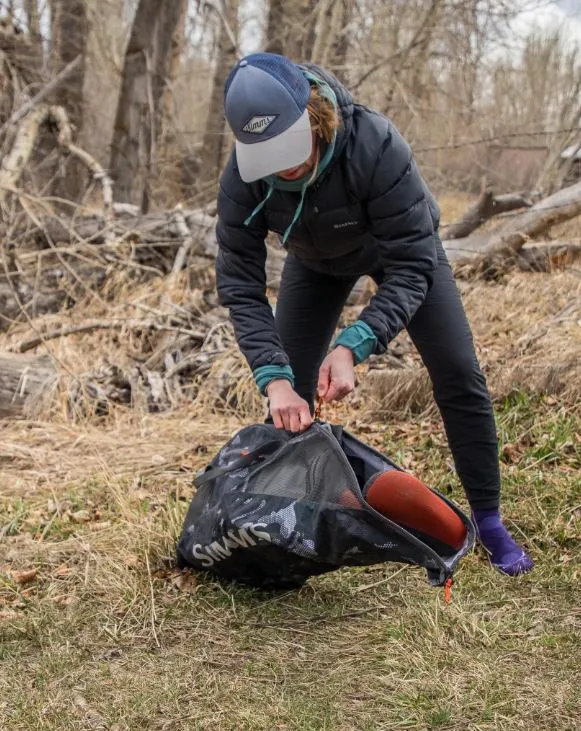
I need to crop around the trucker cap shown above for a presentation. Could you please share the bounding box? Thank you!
[224,53,313,183]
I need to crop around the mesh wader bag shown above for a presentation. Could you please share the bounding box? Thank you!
[177,422,475,590]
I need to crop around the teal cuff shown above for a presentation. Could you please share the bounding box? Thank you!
[333,320,378,365]
[253,365,295,396]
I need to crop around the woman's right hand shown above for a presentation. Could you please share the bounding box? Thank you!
[266,380,313,433]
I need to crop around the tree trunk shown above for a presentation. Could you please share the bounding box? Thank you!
[265,0,285,55]
[25,0,41,41]
[109,0,187,210]
[152,0,188,145]
[80,0,125,170]
[443,179,581,263]
[327,0,353,84]
[157,0,187,147]
[199,0,240,193]
[266,0,316,62]
[443,189,533,241]
[49,0,89,198]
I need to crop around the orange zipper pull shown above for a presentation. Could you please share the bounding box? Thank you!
[444,577,453,604]
[314,395,323,421]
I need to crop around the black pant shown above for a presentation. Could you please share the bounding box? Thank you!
[274,244,500,511]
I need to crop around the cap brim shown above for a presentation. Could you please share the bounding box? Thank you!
[235,109,312,183]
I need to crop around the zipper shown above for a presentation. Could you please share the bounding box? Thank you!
[340,430,474,566]
[315,424,452,580]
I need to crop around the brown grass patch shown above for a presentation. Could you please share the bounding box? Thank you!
[358,269,581,419]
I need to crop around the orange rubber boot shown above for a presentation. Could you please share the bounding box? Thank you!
[365,470,467,550]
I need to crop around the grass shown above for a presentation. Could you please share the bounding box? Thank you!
[0,194,579,728]
[1,392,579,730]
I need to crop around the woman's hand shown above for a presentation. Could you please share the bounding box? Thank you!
[266,380,313,433]
[318,346,355,403]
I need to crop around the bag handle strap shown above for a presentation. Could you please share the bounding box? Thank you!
[193,439,283,488]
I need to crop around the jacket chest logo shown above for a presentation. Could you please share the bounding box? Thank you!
[242,115,277,134]
[333,220,360,229]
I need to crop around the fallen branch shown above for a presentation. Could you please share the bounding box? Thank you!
[17,319,205,353]
[0,106,47,204]
[444,179,581,263]
[0,352,58,418]
[443,188,534,240]
[168,206,196,283]
[518,240,581,271]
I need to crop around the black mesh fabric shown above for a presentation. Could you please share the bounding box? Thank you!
[176,422,475,589]
[224,52,309,104]
[245,427,359,504]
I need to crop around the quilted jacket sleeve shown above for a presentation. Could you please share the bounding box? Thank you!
[357,123,440,353]
[215,154,290,371]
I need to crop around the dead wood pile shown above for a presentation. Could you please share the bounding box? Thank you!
[1,103,581,420]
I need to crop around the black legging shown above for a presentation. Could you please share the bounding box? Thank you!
[273,242,500,511]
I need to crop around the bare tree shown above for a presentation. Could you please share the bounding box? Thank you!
[109,0,187,210]
[50,0,88,132]
[49,0,89,197]
[265,0,284,55]
[266,0,316,62]
[310,0,354,82]
[24,0,41,40]
[81,0,125,169]
[199,0,240,194]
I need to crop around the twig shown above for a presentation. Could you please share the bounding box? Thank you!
[168,205,195,282]
[0,55,81,138]
[353,566,408,593]
[48,106,113,221]
[0,105,113,220]
[144,551,160,649]
[17,319,205,353]
[202,0,241,59]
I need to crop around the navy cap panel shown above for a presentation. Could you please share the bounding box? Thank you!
[225,64,306,145]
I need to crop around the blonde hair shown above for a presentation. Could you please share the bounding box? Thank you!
[307,86,340,145]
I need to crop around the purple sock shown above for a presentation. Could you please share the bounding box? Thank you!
[472,508,534,576]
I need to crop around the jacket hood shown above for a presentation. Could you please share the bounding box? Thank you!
[299,63,355,171]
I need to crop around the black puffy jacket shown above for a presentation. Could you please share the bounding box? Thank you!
[215,64,441,372]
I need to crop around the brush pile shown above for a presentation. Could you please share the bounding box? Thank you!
[1,107,580,423]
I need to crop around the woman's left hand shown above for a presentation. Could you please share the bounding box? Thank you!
[318,346,356,403]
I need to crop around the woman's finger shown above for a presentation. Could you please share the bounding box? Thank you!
[317,361,331,398]
[271,408,284,430]
[299,404,313,431]
[289,408,301,433]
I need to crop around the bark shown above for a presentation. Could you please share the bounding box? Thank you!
[25,0,41,40]
[311,0,352,82]
[199,0,240,192]
[80,0,125,168]
[443,189,534,240]
[157,0,187,146]
[49,0,89,198]
[326,0,353,84]
[0,104,112,216]
[152,0,188,144]
[265,0,285,55]
[266,0,316,62]
[443,179,581,263]
[0,353,58,418]
[109,0,187,210]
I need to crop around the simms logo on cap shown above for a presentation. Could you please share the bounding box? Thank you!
[242,115,276,134]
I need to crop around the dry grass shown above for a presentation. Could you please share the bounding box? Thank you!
[0,393,579,730]
[357,269,581,419]
[1,202,580,729]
